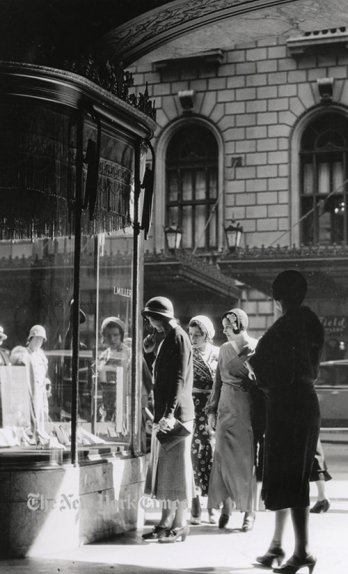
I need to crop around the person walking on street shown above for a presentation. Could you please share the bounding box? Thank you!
[250,270,324,573]
[206,308,258,532]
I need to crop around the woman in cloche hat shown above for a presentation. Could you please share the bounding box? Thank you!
[141,296,194,543]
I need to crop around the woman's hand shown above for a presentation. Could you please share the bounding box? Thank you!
[158,417,175,432]
[207,413,217,432]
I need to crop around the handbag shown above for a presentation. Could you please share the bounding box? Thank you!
[156,419,191,451]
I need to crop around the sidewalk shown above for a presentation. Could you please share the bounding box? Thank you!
[1,480,347,574]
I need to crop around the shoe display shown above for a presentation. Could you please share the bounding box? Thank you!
[158,524,189,543]
[142,525,169,540]
[218,513,230,529]
[310,499,330,513]
[256,546,285,567]
[241,511,255,532]
[273,554,316,574]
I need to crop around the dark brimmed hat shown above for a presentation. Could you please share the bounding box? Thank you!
[142,296,174,319]
[272,269,307,304]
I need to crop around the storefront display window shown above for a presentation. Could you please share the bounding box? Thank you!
[0,63,155,462]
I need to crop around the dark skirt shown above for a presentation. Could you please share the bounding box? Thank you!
[262,383,320,510]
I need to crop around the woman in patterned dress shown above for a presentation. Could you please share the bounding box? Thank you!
[188,315,219,525]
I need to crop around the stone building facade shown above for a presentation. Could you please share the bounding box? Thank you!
[129,28,348,349]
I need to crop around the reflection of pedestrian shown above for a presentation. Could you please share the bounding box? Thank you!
[310,438,332,513]
[97,317,130,422]
[206,308,258,532]
[10,325,51,440]
[251,270,324,572]
[188,315,219,525]
[141,296,194,544]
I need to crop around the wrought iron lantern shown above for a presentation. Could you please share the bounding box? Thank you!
[224,220,243,252]
[164,222,182,252]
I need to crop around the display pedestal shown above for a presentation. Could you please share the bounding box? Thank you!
[0,454,147,558]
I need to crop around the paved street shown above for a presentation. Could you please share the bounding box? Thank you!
[1,437,347,574]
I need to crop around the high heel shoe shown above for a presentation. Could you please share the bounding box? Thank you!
[273,554,317,573]
[256,546,285,567]
[241,511,255,532]
[218,513,230,529]
[158,524,189,543]
[310,498,330,513]
[142,525,169,540]
[208,508,217,524]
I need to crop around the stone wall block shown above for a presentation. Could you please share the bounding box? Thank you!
[268,45,287,59]
[268,177,288,190]
[236,113,256,127]
[256,164,277,178]
[257,111,278,125]
[200,91,218,116]
[289,96,305,117]
[247,99,267,112]
[246,205,267,218]
[246,179,267,192]
[235,192,256,206]
[236,87,257,101]
[236,62,257,75]
[163,96,180,121]
[246,47,268,61]
[257,218,278,231]
[248,152,267,165]
[240,220,257,233]
[267,71,287,85]
[257,191,278,204]
[298,83,315,108]
[257,59,277,73]
[235,139,257,153]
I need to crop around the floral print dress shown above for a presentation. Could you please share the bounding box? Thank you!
[191,344,219,496]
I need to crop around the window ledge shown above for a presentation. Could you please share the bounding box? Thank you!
[287,27,348,55]
[153,49,224,71]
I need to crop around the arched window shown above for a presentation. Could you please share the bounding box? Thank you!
[165,124,218,250]
[300,113,348,245]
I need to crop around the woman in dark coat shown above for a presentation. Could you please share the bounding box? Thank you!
[250,270,324,574]
[141,296,194,543]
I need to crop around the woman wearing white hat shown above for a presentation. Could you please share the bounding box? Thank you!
[206,308,258,532]
[188,315,219,525]
[96,316,130,422]
[10,324,50,441]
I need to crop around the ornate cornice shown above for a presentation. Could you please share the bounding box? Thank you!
[99,0,299,63]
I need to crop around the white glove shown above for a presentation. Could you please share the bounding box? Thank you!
[207,413,217,432]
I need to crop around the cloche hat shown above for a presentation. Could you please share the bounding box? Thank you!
[189,315,215,340]
[142,296,175,319]
[27,324,47,342]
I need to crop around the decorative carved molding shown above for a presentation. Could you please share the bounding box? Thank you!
[99,0,300,63]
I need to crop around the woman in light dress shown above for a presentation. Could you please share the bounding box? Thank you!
[206,308,258,532]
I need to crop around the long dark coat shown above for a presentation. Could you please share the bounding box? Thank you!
[250,305,324,510]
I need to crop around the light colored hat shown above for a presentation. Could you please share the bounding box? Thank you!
[27,324,47,342]
[100,316,125,336]
[189,315,215,340]
[0,326,7,341]
[222,308,249,331]
[142,296,175,319]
